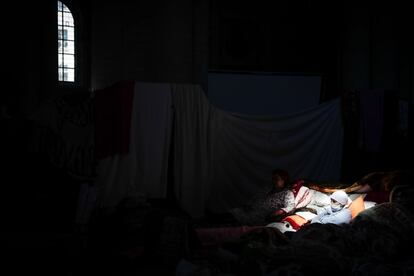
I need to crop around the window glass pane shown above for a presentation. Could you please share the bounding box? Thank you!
[58,54,63,67]
[66,69,75,82]
[63,54,75,68]
[58,1,63,12]
[63,12,74,26]
[58,40,63,53]
[58,13,63,25]
[66,27,74,40]
[58,68,64,81]
[58,1,75,83]
[58,27,63,39]
[62,4,70,13]
[63,69,68,81]
[63,41,74,54]
[63,29,68,40]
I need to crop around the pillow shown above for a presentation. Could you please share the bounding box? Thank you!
[364,201,376,209]
[282,214,307,230]
[266,221,296,233]
[348,195,365,219]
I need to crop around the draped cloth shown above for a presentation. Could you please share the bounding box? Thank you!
[171,84,213,218]
[172,85,343,217]
[95,82,172,209]
[206,97,344,215]
[94,81,135,159]
[95,82,343,218]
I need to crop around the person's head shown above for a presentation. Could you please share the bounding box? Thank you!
[272,169,289,191]
[330,190,350,212]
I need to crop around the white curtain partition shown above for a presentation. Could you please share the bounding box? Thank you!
[96,82,343,218]
[172,84,343,217]
[131,82,172,198]
[96,82,172,209]
[171,84,213,218]
[206,98,344,214]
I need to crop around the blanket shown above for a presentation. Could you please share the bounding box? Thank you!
[185,202,414,275]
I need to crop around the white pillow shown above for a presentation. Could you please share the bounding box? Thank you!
[364,201,376,209]
[266,221,296,233]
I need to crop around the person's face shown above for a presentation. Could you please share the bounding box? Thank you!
[330,198,343,212]
[272,175,285,190]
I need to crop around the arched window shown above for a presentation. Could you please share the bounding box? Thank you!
[57,1,75,82]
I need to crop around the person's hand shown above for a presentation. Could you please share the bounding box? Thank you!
[273,209,285,216]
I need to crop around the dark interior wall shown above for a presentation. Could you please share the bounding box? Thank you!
[90,0,209,90]
[339,1,413,101]
[2,0,91,117]
[336,2,414,179]
[2,1,413,175]
[1,0,92,231]
[89,0,413,102]
[2,0,413,115]
[209,0,342,99]
[209,0,413,103]
[2,1,57,117]
[0,0,412,232]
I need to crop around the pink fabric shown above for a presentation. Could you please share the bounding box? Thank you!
[294,186,312,209]
[280,185,313,214]
[291,180,305,197]
[94,81,135,159]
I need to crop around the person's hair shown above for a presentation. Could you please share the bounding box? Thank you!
[272,168,289,184]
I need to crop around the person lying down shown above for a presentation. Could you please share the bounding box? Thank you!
[310,190,352,224]
[229,169,332,226]
[229,169,384,226]
[267,190,355,233]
